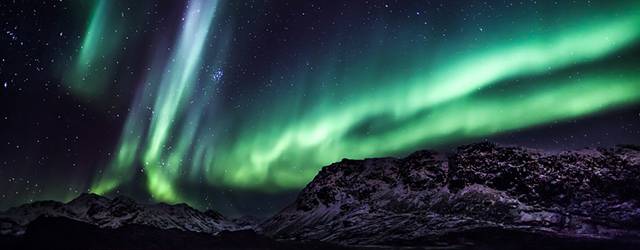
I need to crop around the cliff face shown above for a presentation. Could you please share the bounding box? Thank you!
[261,142,640,246]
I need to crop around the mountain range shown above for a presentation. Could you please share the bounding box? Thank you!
[1,142,639,249]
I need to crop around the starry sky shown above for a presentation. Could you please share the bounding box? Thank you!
[1,0,639,217]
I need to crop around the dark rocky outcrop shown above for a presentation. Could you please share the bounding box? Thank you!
[261,142,640,247]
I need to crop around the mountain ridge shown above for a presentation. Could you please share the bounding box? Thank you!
[1,142,639,249]
[261,142,640,246]
[0,192,240,236]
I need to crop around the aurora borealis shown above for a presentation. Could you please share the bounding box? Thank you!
[1,0,639,216]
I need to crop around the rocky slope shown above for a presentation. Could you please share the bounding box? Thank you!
[261,142,640,246]
[0,193,239,235]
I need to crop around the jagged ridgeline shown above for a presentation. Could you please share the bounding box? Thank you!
[263,142,640,246]
[2,143,639,249]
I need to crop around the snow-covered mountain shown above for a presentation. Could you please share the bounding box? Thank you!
[0,193,240,235]
[261,142,640,246]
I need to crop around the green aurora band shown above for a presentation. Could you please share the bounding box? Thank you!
[64,0,124,99]
[88,1,640,203]
[92,0,222,201]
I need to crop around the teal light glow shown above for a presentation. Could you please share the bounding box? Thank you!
[64,0,124,99]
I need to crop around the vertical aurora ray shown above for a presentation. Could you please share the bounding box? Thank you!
[77,0,108,67]
[143,0,217,165]
[142,0,219,201]
[64,0,123,99]
[92,0,221,202]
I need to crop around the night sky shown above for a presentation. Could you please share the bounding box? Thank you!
[1,0,639,217]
